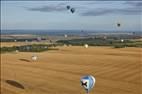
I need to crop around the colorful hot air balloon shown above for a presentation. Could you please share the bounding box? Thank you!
[70,8,75,13]
[80,75,96,93]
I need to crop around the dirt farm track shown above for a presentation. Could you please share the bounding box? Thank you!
[1,46,142,94]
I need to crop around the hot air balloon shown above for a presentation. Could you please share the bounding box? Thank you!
[70,8,75,13]
[80,75,96,94]
[32,55,37,62]
[37,37,41,42]
[44,46,48,49]
[121,39,124,43]
[66,5,70,10]
[63,44,67,47]
[117,23,121,27]
[84,44,89,48]
[64,34,68,38]
[132,32,135,35]
[81,30,84,33]
[25,40,28,43]
[15,50,19,53]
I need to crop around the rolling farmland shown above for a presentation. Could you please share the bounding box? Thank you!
[1,46,142,94]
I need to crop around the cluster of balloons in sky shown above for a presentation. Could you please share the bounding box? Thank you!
[66,5,121,27]
[66,5,75,13]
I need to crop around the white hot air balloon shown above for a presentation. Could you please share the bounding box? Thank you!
[121,39,124,43]
[25,40,28,43]
[80,75,96,94]
[84,44,89,48]
[15,50,19,53]
[32,55,37,62]
[44,46,48,49]
[64,34,68,38]
[63,44,67,47]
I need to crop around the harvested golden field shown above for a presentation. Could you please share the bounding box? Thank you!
[0,42,51,47]
[0,42,27,47]
[1,46,142,94]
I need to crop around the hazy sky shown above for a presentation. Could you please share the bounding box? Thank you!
[1,1,142,31]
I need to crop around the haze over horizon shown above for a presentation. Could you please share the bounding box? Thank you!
[1,1,142,31]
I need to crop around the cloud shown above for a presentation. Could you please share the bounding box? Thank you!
[27,4,66,12]
[80,1,142,16]
[80,7,142,16]
[26,1,142,16]
[125,1,142,7]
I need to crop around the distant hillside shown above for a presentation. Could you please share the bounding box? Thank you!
[1,30,142,36]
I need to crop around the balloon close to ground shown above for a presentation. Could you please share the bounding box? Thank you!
[64,34,68,38]
[84,44,89,48]
[121,39,124,42]
[32,56,37,61]
[15,50,19,53]
[80,75,96,93]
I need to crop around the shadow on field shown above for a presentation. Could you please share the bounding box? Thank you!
[6,80,25,89]
[19,59,30,62]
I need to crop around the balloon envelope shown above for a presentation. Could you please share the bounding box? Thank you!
[32,56,37,61]
[84,44,89,48]
[80,75,96,92]
[64,34,68,38]
[15,50,19,53]
[66,5,70,10]
[121,39,124,42]
[70,8,75,13]
[117,23,121,27]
